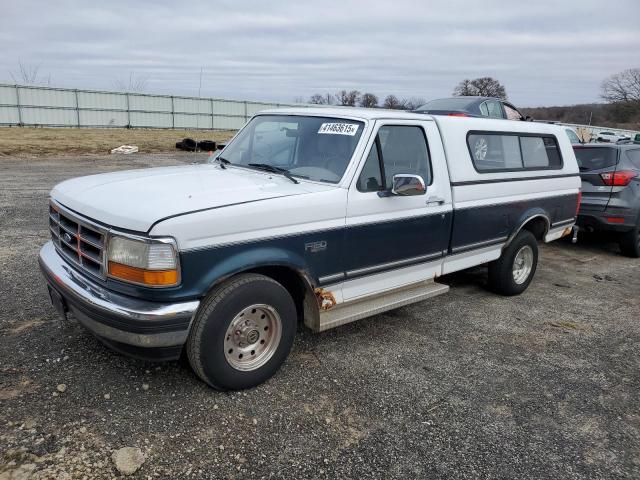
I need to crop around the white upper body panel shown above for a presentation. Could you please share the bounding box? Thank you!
[51,164,334,232]
[431,115,580,183]
[50,106,580,247]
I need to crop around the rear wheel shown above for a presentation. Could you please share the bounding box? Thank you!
[488,230,538,296]
[619,223,640,258]
[187,274,297,390]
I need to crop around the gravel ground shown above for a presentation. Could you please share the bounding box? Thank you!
[1,153,639,479]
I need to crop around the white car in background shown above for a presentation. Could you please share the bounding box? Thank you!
[596,131,630,143]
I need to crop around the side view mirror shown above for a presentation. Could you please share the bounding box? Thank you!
[391,174,426,196]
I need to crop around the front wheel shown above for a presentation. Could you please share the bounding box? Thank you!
[488,230,539,296]
[187,274,297,390]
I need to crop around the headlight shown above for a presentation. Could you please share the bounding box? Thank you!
[107,235,179,287]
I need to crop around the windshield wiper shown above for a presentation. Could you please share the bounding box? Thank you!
[247,163,299,184]
[215,156,231,169]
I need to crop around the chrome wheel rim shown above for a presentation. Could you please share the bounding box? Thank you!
[223,304,282,371]
[474,138,488,160]
[512,245,534,284]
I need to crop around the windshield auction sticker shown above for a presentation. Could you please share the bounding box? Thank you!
[317,123,359,136]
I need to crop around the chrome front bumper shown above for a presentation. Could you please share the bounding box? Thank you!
[38,241,200,351]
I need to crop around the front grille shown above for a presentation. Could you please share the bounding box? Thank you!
[49,202,108,279]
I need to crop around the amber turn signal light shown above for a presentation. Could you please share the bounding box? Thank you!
[108,261,178,286]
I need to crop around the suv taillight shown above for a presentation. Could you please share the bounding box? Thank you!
[600,171,637,186]
[576,190,582,216]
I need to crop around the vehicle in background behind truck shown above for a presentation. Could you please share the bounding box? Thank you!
[39,107,580,390]
[574,144,640,257]
[414,97,532,121]
[596,131,631,143]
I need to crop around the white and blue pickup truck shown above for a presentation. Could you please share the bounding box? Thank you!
[39,107,581,390]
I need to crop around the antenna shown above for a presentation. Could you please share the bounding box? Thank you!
[194,67,204,162]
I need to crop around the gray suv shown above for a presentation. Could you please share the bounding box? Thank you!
[574,144,640,257]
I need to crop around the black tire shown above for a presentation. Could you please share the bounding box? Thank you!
[187,274,297,390]
[619,223,640,258]
[488,230,538,296]
[196,140,216,151]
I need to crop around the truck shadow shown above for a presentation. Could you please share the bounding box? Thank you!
[564,231,623,257]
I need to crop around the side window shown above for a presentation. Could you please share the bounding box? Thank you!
[357,125,431,192]
[379,126,431,186]
[627,149,640,169]
[520,137,549,167]
[468,134,521,170]
[504,104,523,121]
[486,100,504,119]
[357,143,383,192]
[468,133,563,172]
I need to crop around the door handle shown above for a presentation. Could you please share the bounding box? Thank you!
[426,196,445,206]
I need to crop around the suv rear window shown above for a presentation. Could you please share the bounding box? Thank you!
[574,147,618,171]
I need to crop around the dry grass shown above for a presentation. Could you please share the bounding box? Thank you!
[0,127,236,157]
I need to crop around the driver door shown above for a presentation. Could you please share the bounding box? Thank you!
[342,120,452,301]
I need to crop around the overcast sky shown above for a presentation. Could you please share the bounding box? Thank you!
[1,0,638,107]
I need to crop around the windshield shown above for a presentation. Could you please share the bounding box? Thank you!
[214,115,365,183]
[415,97,477,111]
[574,147,618,171]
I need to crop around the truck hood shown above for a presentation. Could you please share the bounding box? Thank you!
[51,164,330,232]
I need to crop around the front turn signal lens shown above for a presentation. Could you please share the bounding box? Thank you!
[108,262,178,286]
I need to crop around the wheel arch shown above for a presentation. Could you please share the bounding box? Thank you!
[196,248,321,328]
[504,211,551,248]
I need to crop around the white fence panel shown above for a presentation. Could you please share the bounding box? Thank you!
[213,116,246,130]
[129,111,172,128]
[174,97,212,114]
[0,85,18,104]
[174,113,213,129]
[212,100,245,117]
[20,107,76,126]
[18,87,75,107]
[129,94,172,113]
[80,109,128,127]
[246,102,278,116]
[0,84,305,130]
[78,91,127,110]
[0,106,19,124]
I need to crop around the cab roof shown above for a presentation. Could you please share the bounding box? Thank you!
[258,106,566,136]
[259,106,433,122]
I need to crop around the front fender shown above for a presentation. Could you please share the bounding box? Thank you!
[179,245,315,299]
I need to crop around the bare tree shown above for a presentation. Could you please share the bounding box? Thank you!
[113,72,150,92]
[453,79,474,96]
[601,68,640,103]
[453,77,507,100]
[402,96,426,110]
[383,95,401,109]
[309,93,334,105]
[335,90,360,106]
[359,93,378,108]
[9,61,51,85]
